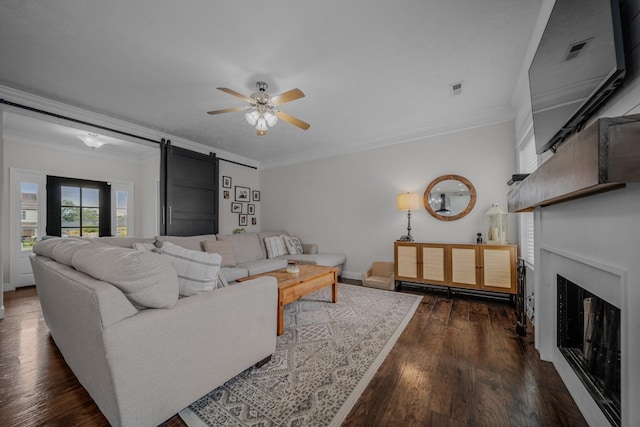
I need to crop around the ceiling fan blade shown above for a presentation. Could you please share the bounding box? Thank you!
[275,110,310,130]
[217,87,253,103]
[271,88,305,106]
[207,106,248,115]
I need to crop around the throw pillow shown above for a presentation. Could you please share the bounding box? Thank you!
[201,239,237,267]
[158,242,222,297]
[264,235,288,259]
[283,235,304,255]
[71,242,179,309]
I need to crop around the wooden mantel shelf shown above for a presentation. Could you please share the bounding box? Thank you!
[508,114,640,212]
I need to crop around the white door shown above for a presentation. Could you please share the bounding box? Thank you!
[9,169,46,288]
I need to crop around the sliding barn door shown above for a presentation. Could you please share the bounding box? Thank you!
[160,141,218,236]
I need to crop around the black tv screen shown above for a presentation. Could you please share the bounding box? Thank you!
[529,0,625,154]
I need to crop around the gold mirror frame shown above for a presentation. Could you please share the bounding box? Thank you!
[423,174,476,221]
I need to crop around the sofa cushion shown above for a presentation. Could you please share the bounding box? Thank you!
[202,239,236,267]
[282,235,304,255]
[221,267,250,283]
[155,234,218,252]
[158,242,222,296]
[238,258,288,276]
[33,237,90,266]
[278,253,346,267]
[264,235,288,259]
[71,242,179,309]
[216,233,264,264]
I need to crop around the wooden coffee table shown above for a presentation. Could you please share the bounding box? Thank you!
[236,264,339,335]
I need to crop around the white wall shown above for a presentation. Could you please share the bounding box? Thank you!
[261,121,517,279]
[218,160,260,235]
[0,111,5,318]
[1,138,158,285]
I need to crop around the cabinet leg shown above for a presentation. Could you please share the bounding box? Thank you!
[447,287,451,298]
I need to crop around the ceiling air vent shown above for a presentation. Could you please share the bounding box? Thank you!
[564,38,592,61]
[450,81,463,96]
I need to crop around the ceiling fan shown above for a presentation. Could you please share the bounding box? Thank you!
[207,81,310,136]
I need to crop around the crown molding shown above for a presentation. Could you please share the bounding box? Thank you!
[260,104,515,170]
[0,85,260,169]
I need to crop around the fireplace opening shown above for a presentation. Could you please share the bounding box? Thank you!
[557,275,621,427]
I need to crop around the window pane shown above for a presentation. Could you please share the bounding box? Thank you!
[61,186,80,206]
[82,187,99,207]
[61,207,80,227]
[116,190,128,237]
[116,191,128,209]
[61,228,80,237]
[82,207,99,226]
[83,227,99,237]
[20,182,38,251]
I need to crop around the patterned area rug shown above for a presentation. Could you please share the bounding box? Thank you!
[179,283,421,427]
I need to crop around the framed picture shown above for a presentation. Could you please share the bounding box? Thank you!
[239,214,247,226]
[231,202,242,213]
[223,190,229,199]
[252,190,261,202]
[235,186,250,202]
[247,204,255,215]
[251,217,257,225]
[222,176,232,189]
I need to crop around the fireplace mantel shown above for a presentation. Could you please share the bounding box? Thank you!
[508,114,640,212]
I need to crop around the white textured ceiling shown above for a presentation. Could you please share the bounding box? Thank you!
[0,0,542,168]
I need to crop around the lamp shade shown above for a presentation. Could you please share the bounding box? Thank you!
[397,192,419,211]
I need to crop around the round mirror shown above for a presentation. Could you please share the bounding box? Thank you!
[423,175,476,221]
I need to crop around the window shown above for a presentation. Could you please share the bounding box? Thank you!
[20,182,39,250]
[46,176,111,237]
[518,135,538,266]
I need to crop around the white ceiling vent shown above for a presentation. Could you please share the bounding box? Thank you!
[564,38,592,61]
[450,81,463,96]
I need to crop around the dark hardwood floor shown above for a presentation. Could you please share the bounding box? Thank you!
[0,281,586,427]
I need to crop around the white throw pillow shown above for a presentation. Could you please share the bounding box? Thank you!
[159,242,222,297]
[264,235,288,259]
[283,235,304,255]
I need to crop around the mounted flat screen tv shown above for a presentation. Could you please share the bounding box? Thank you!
[529,0,625,154]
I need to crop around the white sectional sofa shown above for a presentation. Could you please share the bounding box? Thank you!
[30,237,278,427]
[155,230,346,282]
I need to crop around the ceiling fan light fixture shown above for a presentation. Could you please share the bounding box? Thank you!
[210,81,309,136]
[245,109,260,126]
[263,110,278,127]
[256,117,268,132]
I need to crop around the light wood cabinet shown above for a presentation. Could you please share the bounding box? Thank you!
[394,242,517,295]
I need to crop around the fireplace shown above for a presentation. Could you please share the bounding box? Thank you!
[557,275,621,427]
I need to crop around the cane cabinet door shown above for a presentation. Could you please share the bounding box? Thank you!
[450,245,480,289]
[421,244,448,286]
[395,242,420,281]
[480,245,517,293]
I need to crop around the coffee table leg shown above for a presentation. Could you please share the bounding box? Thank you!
[332,271,338,303]
[277,300,284,336]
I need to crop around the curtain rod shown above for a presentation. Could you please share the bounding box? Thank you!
[0,98,258,170]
